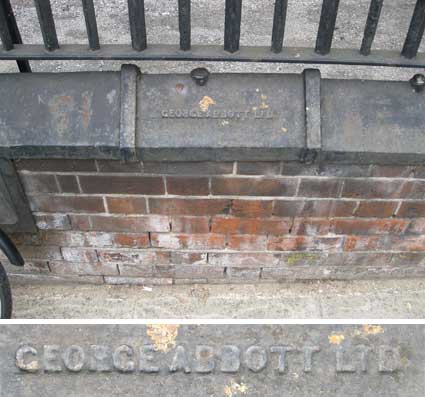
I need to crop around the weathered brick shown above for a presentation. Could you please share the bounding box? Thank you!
[13,246,62,261]
[211,216,291,235]
[50,261,118,276]
[57,175,80,193]
[61,247,98,263]
[149,198,231,216]
[342,179,412,199]
[397,201,425,218]
[226,267,261,280]
[117,264,153,277]
[231,200,273,217]
[291,218,332,236]
[142,161,233,175]
[407,218,425,234]
[2,260,50,274]
[297,178,342,198]
[227,235,267,251]
[96,160,142,173]
[35,214,71,230]
[267,236,343,251]
[151,233,225,250]
[20,174,58,193]
[104,276,173,285]
[39,231,114,247]
[29,195,105,213]
[174,265,225,279]
[79,175,164,194]
[208,253,280,267]
[170,252,207,265]
[69,214,91,231]
[354,201,398,218]
[318,164,371,178]
[98,249,170,264]
[280,252,323,266]
[211,177,297,196]
[15,159,97,172]
[171,216,210,233]
[344,236,380,251]
[237,162,281,175]
[274,200,356,217]
[325,252,394,267]
[166,177,209,195]
[106,197,147,214]
[113,233,150,248]
[370,165,414,178]
[280,163,319,176]
[332,218,410,235]
[90,215,170,233]
[403,180,425,199]
[377,236,425,252]
[9,274,104,285]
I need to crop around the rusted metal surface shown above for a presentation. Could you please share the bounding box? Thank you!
[2,324,424,396]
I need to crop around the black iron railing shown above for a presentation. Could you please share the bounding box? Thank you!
[0,0,425,73]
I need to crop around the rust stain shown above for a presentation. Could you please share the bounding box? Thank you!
[175,83,185,93]
[146,324,179,352]
[80,91,93,130]
[199,95,216,112]
[48,95,75,135]
[362,324,384,335]
[328,333,345,345]
[224,380,248,396]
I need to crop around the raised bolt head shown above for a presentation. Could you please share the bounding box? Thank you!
[410,74,425,92]
[190,67,210,86]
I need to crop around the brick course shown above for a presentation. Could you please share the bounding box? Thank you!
[10,160,425,285]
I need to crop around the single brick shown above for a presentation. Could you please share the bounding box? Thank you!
[69,214,91,231]
[274,200,356,217]
[341,179,412,199]
[152,265,176,278]
[15,159,97,172]
[151,233,225,250]
[113,233,150,248]
[227,235,267,251]
[174,265,225,279]
[211,217,291,235]
[171,216,210,233]
[332,218,410,235]
[49,261,118,276]
[90,215,170,233]
[149,198,231,216]
[98,249,170,264]
[166,177,209,195]
[281,163,319,176]
[170,252,207,265]
[20,173,59,194]
[237,162,281,175]
[142,161,233,175]
[61,247,98,263]
[390,253,425,266]
[370,165,414,178]
[344,236,380,251]
[211,177,297,196]
[13,246,62,261]
[106,197,147,214]
[79,175,164,194]
[267,236,343,251]
[117,264,154,277]
[324,252,394,267]
[231,200,273,217]
[407,218,425,234]
[2,260,50,274]
[397,202,425,218]
[35,214,71,230]
[226,267,261,280]
[104,277,173,285]
[208,253,280,267]
[57,175,80,193]
[280,252,323,266]
[354,201,398,218]
[96,160,142,173]
[405,180,425,199]
[377,236,425,252]
[290,218,332,235]
[29,195,105,213]
[297,178,342,198]
[318,164,371,178]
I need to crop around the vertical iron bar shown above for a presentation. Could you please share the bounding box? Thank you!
[33,0,59,51]
[315,0,340,55]
[402,0,425,59]
[127,0,147,51]
[178,0,190,50]
[271,0,288,53]
[224,0,242,53]
[360,0,384,56]
[2,0,31,71]
[0,1,13,50]
[82,0,100,50]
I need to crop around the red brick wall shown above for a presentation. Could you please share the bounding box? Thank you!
[4,159,425,285]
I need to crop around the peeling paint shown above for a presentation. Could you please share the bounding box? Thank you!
[146,324,179,352]
[224,380,248,396]
[328,334,345,345]
[199,95,216,112]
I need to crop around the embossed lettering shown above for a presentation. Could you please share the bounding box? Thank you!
[89,345,112,372]
[139,345,159,373]
[194,345,215,374]
[300,346,320,373]
[16,345,40,373]
[169,345,191,373]
[62,345,85,372]
[113,345,135,373]
[378,346,400,373]
[220,345,240,373]
[270,345,293,373]
[245,346,268,373]
[43,345,62,372]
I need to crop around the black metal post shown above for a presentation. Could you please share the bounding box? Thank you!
[315,0,340,55]
[178,0,191,51]
[360,0,384,56]
[402,0,425,59]
[224,0,242,53]
[33,0,59,51]
[128,0,147,51]
[82,0,100,50]
[271,0,288,53]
